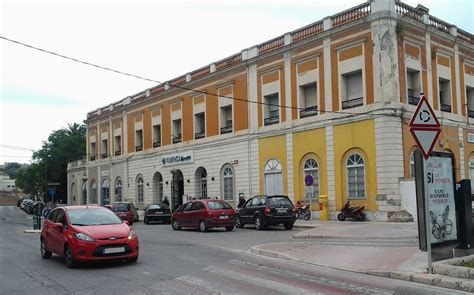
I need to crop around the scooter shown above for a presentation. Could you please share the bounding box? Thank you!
[337,200,365,221]
[295,201,311,221]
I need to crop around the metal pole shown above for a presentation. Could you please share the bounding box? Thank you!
[423,157,433,273]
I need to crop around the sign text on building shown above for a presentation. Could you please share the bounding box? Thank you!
[161,151,194,166]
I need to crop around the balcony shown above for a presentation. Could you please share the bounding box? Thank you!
[135,145,143,152]
[221,125,233,134]
[194,132,205,139]
[342,97,363,109]
[441,104,451,112]
[101,153,108,159]
[172,134,182,144]
[153,141,161,148]
[90,156,96,161]
[299,106,318,118]
[408,95,420,105]
[115,150,121,156]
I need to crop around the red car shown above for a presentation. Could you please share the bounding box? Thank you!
[171,199,236,232]
[105,203,134,225]
[40,206,139,268]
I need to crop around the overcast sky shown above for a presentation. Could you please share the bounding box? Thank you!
[1,0,473,165]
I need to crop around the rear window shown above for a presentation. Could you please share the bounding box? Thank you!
[267,197,293,207]
[112,204,129,212]
[207,201,232,210]
[147,203,169,210]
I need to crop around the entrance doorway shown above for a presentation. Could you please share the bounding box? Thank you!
[152,172,163,203]
[171,169,184,210]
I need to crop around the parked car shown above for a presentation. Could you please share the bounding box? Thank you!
[21,199,33,212]
[235,195,296,230]
[171,199,236,232]
[17,196,29,207]
[113,202,139,222]
[40,205,139,268]
[108,203,134,225]
[144,203,171,224]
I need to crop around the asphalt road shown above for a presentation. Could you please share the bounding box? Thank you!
[0,205,467,294]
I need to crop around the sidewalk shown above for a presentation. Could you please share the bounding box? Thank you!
[249,220,474,292]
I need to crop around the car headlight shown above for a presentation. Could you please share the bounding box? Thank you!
[128,230,137,240]
[75,233,95,242]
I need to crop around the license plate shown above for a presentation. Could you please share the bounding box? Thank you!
[277,208,287,213]
[219,215,228,219]
[154,212,163,215]
[119,213,126,216]
[104,247,125,254]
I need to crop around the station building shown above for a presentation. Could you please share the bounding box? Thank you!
[67,0,474,221]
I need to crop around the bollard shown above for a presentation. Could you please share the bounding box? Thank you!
[319,194,329,221]
[33,214,39,230]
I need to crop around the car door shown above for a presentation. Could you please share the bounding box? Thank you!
[43,209,58,253]
[49,209,67,254]
[240,198,255,224]
[190,201,205,227]
[180,202,193,227]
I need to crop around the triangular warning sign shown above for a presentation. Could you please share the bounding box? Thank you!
[410,128,441,159]
[409,96,440,128]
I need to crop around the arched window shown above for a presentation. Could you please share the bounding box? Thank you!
[90,180,97,204]
[82,181,87,204]
[469,156,474,192]
[71,183,77,203]
[221,165,234,201]
[101,179,109,205]
[136,175,144,203]
[346,154,365,199]
[195,167,208,199]
[264,159,283,195]
[115,178,122,202]
[303,158,319,201]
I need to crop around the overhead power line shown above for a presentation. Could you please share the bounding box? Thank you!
[1,35,368,116]
[0,144,36,151]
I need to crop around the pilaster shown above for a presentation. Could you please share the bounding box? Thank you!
[286,133,294,202]
[325,125,336,211]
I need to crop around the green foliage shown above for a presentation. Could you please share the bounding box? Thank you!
[15,122,86,201]
[463,261,474,268]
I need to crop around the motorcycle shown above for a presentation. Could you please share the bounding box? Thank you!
[295,201,311,221]
[337,200,365,221]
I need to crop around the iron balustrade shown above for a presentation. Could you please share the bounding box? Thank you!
[153,141,161,148]
[114,150,121,156]
[408,95,420,105]
[299,106,318,118]
[135,145,143,152]
[331,2,371,28]
[342,97,363,109]
[441,104,451,112]
[395,2,423,22]
[220,125,233,134]
[101,153,108,159]
[172,135,182,144]
[194,132,205,139]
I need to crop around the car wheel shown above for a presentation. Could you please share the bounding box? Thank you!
[144,217,149,224]
[255,215,265,231]
[64,244,77,268]
[199,220,208,232]
[284,222,294,230]
[172,220,181,230]
[129,221,133,226]
[337,213,346,221]
[235,217,244,228]
[40,239,52,259]
[127,256,138,263]
[225,225,234,231]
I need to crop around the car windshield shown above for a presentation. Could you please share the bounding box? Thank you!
[207,201,232,210]
[147,204,168,210]
[267,197,293,207]
[112,204,129,212]
[68,208,123,226]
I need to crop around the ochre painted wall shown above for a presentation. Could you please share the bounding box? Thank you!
[333,119,377,211]
[234,73,249,132]
[258,135,287,195]
[162,102,171,146]
[206,86,219,136]
[143,108,152,150]
[182,95,193,142]
[292,128,327,203]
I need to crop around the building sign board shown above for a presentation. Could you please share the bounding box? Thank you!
[161,151,194,166]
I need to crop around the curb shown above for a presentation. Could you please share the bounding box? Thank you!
[24,229,41,233]
[250,246,474,292]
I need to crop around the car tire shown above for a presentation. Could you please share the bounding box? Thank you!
[199,220,209,232]
[225,225,234,231]
[284,222,294,230]
[127,256,138,263]
[144,217,149,224]
[235,217,244,228]
[172,220,181,230]
[40,239,52,259]
[337,213,346,221]
[64,244,77,268]
[255,215,265,231]
[129,221,133,226]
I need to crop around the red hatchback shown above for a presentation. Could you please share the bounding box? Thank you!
[106,203,134,225]
[40,206,139,268]
[171,199,235,232]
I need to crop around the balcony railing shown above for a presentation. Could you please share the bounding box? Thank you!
[114,150,121,156]
[395,2,423,22]
[194,132,205,139]
[429,15,451,34]
[264,116,280,126]
[468,110,474,118]
[331,2,371,28]
[153,141,161,148]
[300,106,318,118]
[172,135,182,144]
[135,145,143,152]
[408,95,420,105]
[342,97,363,109]
[258,36,285,55]
[90,156,96,161]
[101,153,108,159]
[291,21,323,42]
[440,104,451,112]
[220,125,233,134]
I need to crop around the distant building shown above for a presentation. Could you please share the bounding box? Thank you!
[68,0,474,220]
[0,175,16,192]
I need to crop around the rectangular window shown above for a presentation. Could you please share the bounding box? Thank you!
[439,78,451,112]
[407,69,421,105]
[299,82,318,118]
[194,113,205,139]
[90,142,96,161]
[220,105,233,134]
[467,86,474,118]
[172,119,182,143]
[264,93,279,126]
[135,129,143,151]
[101,139,108,158]
[114,135,121,156]
[342,70,363,109]
[152,124,161,147]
